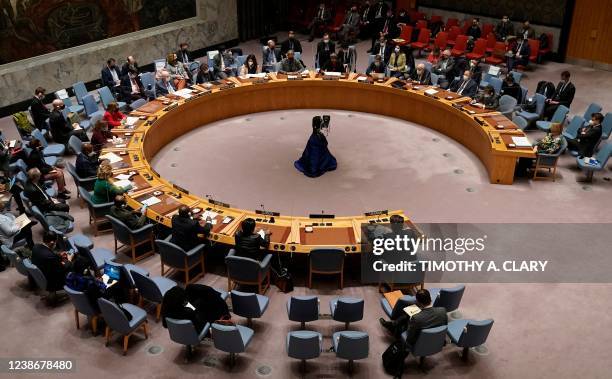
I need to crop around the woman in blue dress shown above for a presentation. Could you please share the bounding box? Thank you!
[294,116,337,177]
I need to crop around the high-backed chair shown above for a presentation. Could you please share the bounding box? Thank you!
[98,86,127,110]
[131,270,176,322]
[68,135,83,155]
[83,94,104,119]
[516,93,546,125]
[576,143,612,182]
[287,330,322,371]
[332,331,369,373]
[230,290,269,326]
[402,325,448,367]
[72,81,89,105]
[79,187,113,235]
[2,246,29,277]
[156,238,205,284]
[140,72,157,99]
[225,249,272,294]
[30,205,74,236]
[74,242,115,272]
[31,129,65,156]
[497,95,517,119]
[129,98,147,110]
[562,115,586,141]
[432,284,466,315]
[466,38,487,60]
[23,258,64,303]
[166,318,211,360]
[210,323,254,367]
[594,112,612,151]
[98,298,148,355]
[59,95,84,114]
[64,285,101,334]
[308,249,344,289]
[287,295,319,329]
[512,115,529,130]
[330,297,364,329]
[65,162,96,197]
[536,105,569,131]
[447,319,494,360]
[106,215,155,263]
[380,295,416,320]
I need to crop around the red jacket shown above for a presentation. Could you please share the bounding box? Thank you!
[103,110,125,128]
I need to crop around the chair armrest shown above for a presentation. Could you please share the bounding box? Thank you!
[91,201,113,209]
[49,226,65,236]
[79,176,97,183]
[45,211,74,221]
[260,254,272,270]
[185,244,205,257]
[130,223,154,234]
[163,235,172,242]
[227,249,236,258]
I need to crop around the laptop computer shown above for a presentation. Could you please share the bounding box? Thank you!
[102,263,121,286]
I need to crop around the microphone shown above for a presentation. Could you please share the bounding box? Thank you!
[260,203,267,222]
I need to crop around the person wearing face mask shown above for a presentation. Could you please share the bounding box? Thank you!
[239,54,259,76]
[75,143,100,178]
[475,85,499,110]
[544,71,575,120]
[520,20,536,40]
[195,64,215,84]
[337,43,354,73]
[567,113,604,158]
[432,49,455,89]
[396,8,410,26]
[506,37,531,72]
[322,53,343,73]
[170,205,212,252]
[316,33,335,69]
[308,3,331,42]
[119,67,144,102]
[450,70,478,98]
[48,99,88,146]
[410,63,432,85]
[366,54,385,75]
[121,55,139,76]
[359,1,374,39]
[32,231,74,292]
[30,87,51,131]
[495,15,514,41]
[467,18,481,40]
[101,58,122,95]
[369,0,389,51]
[338,6,361,44]
[262,40,281,73]
[109,195,147,230]
[388,46,408,78]
[372,36,392,65]
[279,50,305,74]
[280,31,302,57]
[90,120,113,154]
[176,42,191,65]
[501,73,521,102]
[467,59,483,84]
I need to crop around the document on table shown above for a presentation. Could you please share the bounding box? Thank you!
[357,76,368,82]
[222,216,233,224]
[15,213,32,230]
[113,179,132,189]
[247,73,267,78]
[403,304,422,318]
[141,197,161,206]
[99,152,122,164]
[201,210,219,220]
[287,75,298,79]
[324,71,342,77]
[511,136,532,147]
[126,116,140,126]
[424,88,439,96]
[175,88,193,98]
[257,229,266,239]
[114,174,132,181]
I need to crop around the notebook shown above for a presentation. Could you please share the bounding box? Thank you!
[383,290,404,309]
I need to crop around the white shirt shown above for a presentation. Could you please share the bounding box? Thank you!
[0,212,20,247]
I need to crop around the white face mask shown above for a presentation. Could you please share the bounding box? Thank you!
[589,120,595,126]
[463,75,469,81]
[395,48,400,53]
[323,39,329,43]
[248,61,253,66]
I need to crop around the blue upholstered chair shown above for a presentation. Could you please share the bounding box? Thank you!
[166,318,211,360]
[68,135,83,155]
[380,295,417,320]
[447,319,494,360]
[79,187,113,236]
[64,285,101,335]
[98,86,127,110]
[516,93,546,126]
[308,249,344,289]
[225,249,272,294]
[83,94,104,119]
[581,103,602,124]
[594,112,612,151]
[287,330,322,371]
[230,290,269,326]
[31,128,65,156]
[497,95,517,119]
[129,98,147,110]
[130,270,176,322]
[210,323,254,367]
[98,297,148,355]
[140,72,157,99]
[401,325,448,367]
[562,115,586,141]
[156,238,205,284]
[2,246,29,277]
[106,215,155,263]
[65,162,96,197]
[488,76,503,95]
[72,81,89,105]
[30,205,74,236]
[287,295,319,329]
[74,242,115,272]
[332,331,369,373]
[432,284,466,315]
[536,105,569,131]
[59,94,84,114]
[104,260,149,296]
[23,258,65,303]
[576,143,612,182]
[330,297,364,329]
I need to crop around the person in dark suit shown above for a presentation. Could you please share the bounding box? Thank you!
[30,87,50,130]
[119,67,144,102]
[359,1,374,39]
[262,40,281,73]
[372,36,392,65]
[101,58,122,95]
[466,19,482,40]
[156,70,176,96]
[48,100,87,146]
[432,50,455,89]
[450,70,478,98]
[467,59,483,84]
[308,3,332,42]
[369,0,389,51]
[120,55,139,76]
[536,80,556,100]
[338,5,361,43]
[567,112,604,158]
[544,71,576,119]
[495,15,514,41]
[31,231,73,291]
[24,168,70,211]
[75,143,99,178]
[379,289,448,342]
[234,218,270,261]
[316,33,335,69]
[506,37,531,71]
[337,44,354,72]
[176,42,192,65]
[322,53,344,72]
[501,73,522,102]
[25,142,70,200]
[196,63,216,83]
[170,205,212,251]
[109,195,147,230]
[410,63,432,85]
[366,54,386,75]
[280,31,303,57]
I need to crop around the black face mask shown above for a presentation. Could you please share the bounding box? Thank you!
[60,104,66,110]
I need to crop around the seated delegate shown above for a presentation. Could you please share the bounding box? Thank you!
[91,163,131,204]
[109,195,147,229]
[170,205,212,251]
[233,218,270,261]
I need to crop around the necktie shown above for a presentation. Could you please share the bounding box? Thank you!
[379,45,384,56]
[383,20,389,33]
[458,80,468,95]
[319,8,324,19]
[376,5,382,18]
[183,52,188,63]
[289,41,293,50]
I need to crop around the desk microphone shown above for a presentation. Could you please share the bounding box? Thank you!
[260,204,268,222]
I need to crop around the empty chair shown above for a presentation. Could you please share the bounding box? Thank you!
[78,187,113,235]
[562,115,586,140]
[140,72,156,99]
[30,205,74,236]
[330,297,364,329]
[65,162,96,194]
[451,35,468,57]
[230,290,269,326]
[225,249,272,294]
[131,270,177,321]
[1,246,30,277]
[98,86,127,110]
[536,105,569,131]
[488,76,503,95]
[401,325,447,367]
[59,94,84,114]
[72,81,89,105]
[432,284,466,316]
[210,323,254,367]
[576,143,612,182]
[332,331,369,373]
[287,330,322,371]
[395,25,413,46]
[465,38,486,60]
[156,238,205,285]
[447,319,494,360]
[497,95,517,119]
[129,98,147,110]
[512,115,529,130]
[287,295,319,329]
[98,297,148,355]
[106,214,155,263]
[64,285,101,334]
[308,249,344,289]
[74,242,115,272]
[533,136,567,181]
[516,93,546,125]
[430,72,440,86]
[68,135,83,155]
[411,28,431,56]
[82,94,104,119]
[485,42,506,65]
[31,129,66,156]
[166,318,211,360]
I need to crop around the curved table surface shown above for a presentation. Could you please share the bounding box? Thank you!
[102,72,534,253]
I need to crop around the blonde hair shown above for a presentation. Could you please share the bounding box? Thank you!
[97,163,113,180]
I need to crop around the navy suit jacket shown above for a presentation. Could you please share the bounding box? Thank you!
[101,66,121,89]
[450,78,478,98]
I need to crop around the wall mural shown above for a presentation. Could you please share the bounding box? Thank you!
[0,0,197,64]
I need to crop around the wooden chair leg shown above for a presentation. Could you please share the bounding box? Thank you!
[340,271,344,289]
[74,309,80,329]
[138,295,144,307]
[91,316,98,335]
[200,256,205,276]
[156,304,161,322]
[123,335,130,355]
[142,321,148,338]
[105,326,111,346]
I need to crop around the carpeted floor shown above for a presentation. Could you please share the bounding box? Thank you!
[1,33,611,379]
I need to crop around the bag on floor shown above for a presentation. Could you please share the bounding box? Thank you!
[382,340,408,377]
[272,267,293,293]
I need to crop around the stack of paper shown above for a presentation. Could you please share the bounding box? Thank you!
[324,71,342,77]
[201,210,219,220]
[357,76,368,82]
[99,152,122,164]
[141,197,161,206]
[222,216,233,224]
[257,229,266,239]
[125,116,140,126]
[424,89,439,96]
[175,88,193,99]
[247,73,267,78]
[114,174,132,181]
[511,136,532,147]
[113,179,132,189]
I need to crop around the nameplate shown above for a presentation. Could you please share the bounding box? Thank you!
[219,84,235,91]
[424,93,440,100]
[323,76,340,80]
[364,210,388,217]
[451,103,464,110]
[287,77,303,81]
[309,213,335,219]
[163,103,178,112]
[475,117,485,126]
[256,209,280,217]
[209,199,230,208]
[172,183,189,195]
